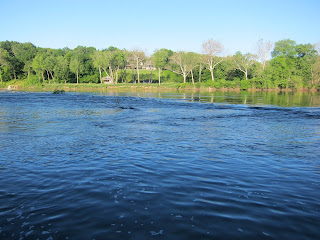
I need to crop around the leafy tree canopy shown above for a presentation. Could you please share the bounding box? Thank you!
[271,39,297,58]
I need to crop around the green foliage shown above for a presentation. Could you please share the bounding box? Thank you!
[213,81,222,89]
[204,80,214,87]
[178,82,193,88]
[240,79,251,90]
[1,39,319,90]
[162,70,182,82]
[272,39,297,58]
[152,49,173,69]
[194,82,201,88]
[22,74,42,87]
[289,75,303,90]
[79,74,99,84]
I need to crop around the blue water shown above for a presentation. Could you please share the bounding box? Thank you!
[0,91,319,239]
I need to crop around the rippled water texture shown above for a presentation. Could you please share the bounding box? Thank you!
[0,91,320,239]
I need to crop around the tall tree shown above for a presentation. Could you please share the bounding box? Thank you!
[152,48,173,85]
[43,49,56,84]
[11,42,36,80]
[256,38,273,70]
[54,56,69,83]
[32,52,46,82]
[169,51,197,83]
[272,39,297,58]
[187,52,200,84]
[130,49,145,84]
[295,43,317,86]
[109,49,126,84]
[92,50,105,83]
[0,41,20,80]
[311,42,320,86]
[202,39,224,82]
[69,46,86,84]
[69,56,84,84]
[0,48,10,83]
[234,52,257,80]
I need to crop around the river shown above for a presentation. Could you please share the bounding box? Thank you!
[0,90,319,239]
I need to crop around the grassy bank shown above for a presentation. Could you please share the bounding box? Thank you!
[1,80,319,93]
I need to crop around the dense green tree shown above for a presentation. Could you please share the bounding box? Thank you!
[0,48,10,83]
[109,49,126,84]
[32,52,46,82]
[0,39,319,90]
[12,42,36,80]
[0,41,21,80]
[70,56,84,84]
[43,49,57,84]
[54,56,69,83]
[69,46,91,83]
[152,48,173,85]
[265,56,293,88]
[272,39,297,58]
[311,55,320,87]
[92,50,105,83]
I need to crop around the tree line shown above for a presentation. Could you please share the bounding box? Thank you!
[0,39,320,90]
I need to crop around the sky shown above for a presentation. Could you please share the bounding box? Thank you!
[1,0,320,56]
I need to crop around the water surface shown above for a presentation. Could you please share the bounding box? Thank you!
[0,91,319,239]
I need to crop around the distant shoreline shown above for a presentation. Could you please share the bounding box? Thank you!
[1,83,318,93]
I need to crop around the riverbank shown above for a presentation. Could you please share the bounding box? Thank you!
[1,82,319,93]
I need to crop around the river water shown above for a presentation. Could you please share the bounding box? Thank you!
[0,90,319,239]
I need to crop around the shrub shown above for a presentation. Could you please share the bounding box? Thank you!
[204,80,214,87]
[240,80,251,90]
[213,81,221,89]
[80,74,99,84]
[22,75,42,87]
[194,82,201,88]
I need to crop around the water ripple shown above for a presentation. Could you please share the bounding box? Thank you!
[0,91,319,239]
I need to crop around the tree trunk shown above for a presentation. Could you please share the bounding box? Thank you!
[46,71,50,84]
[99,67,102,84]
[136,59,140,84]
[28,70,30,81]
[149,69,153,84]
[210,67,214,82]
[50,71,55,84]
[115,66,120,84]
[109,65,114,84]
[191,69,194,84]
[199,63,202,82]
[41,72,45,82]
[12,66,16,80]
[76,70,79,84]
[183,72,187,83]
[158,68,161,86]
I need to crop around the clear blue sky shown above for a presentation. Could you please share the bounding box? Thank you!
[1,0,319,55]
